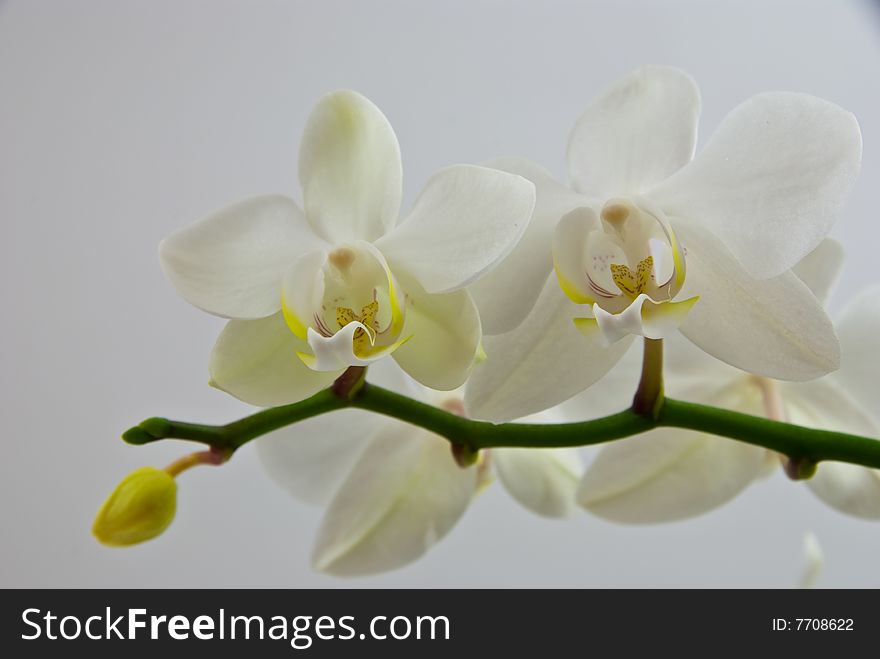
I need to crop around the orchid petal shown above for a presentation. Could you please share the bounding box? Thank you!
[391,276,482,391]
[791,238,844,304]
[806,463,880,520]
[799,532,824,589]
[208,312,340,407]
[465,274,633,422]
[258,410,379,507]
[782,378,880,519]
[567,65,700,197]
[675,221,839,381]
[649,92,861,279]
[469,157,593,334]
[578,382,768,523]
[552,206,600,304]
[159,195,322,319]
[280,250,327,340]
[831,284,880,417]
[376,165,536,294]
[556,343,641,421]
[256,359,418,506]
[494,448,582,518]
[312,423,476,576]
[299,90,402,243]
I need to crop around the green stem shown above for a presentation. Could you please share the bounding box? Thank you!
[632,338,664,418]
[122,380,880,470]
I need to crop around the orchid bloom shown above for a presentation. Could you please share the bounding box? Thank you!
[465,66,861,422]
[566,241,880,522]
[256,360,581,576]
[159,91,536,405]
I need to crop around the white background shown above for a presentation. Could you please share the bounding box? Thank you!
[2,0,879,587]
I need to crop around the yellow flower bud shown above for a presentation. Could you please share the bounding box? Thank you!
[92,467,177,547]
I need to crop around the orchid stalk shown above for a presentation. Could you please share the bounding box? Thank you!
[120,365,880,472]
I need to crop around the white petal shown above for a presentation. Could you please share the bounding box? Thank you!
[464,274,633,422]
[208,312,340,407]
[799,532,824,589]
[791,238,844,304]
[649,92,861,279]
[675,220,840,381]
[782,378,880,519]
[256,359,420,506]
[556,343,641,421]
[552,206,601,304]
[257,410,380,507]
[807,463,880,519]
[469,157,593,334]
[832,284,880,417]
[376,164,536,294]
[493,448,582,518]
[559,332,745,424]
[279,250,327,340]
[312,424,477,576]
[391,276,482,391]
[784,377,879,437]
[567,65,700,197]
[299,90,402,243]
[578,382,768,523]
[159,195,322,319]
[661,331,743,393]
[591,294,699,345]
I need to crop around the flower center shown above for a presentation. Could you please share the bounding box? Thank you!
[553,198,698,344]
[281,241,407,362]
[583,198,685,313]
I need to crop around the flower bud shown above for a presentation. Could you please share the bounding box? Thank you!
[92,467,177,546]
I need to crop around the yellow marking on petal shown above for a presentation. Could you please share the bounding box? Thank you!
[610,255,653,299]
[572,316,600,337]
[553,258,596,305]
[640,295,699,333]
[475,340,488,365]
[386,267,406,337]
[668,228,686,289]
[356,333,414,360]
[296,351,318,368]
[281,298,309,340]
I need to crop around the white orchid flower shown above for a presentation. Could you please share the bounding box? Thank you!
[568,241,880,523]
[159,90,536,406]
[257,361,581,576]
[466,65,861,422]
[799,532,824,589]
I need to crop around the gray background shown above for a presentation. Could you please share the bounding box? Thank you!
[2,0,879,587]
